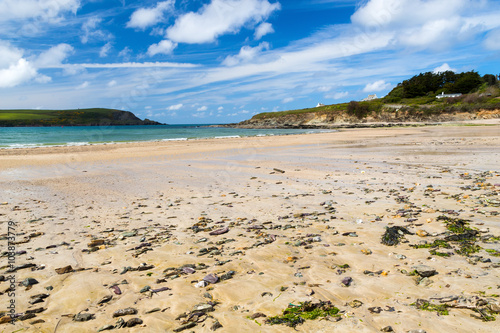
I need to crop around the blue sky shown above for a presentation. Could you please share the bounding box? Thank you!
[1,0,500,124]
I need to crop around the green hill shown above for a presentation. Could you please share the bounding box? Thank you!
[0,108,164,127]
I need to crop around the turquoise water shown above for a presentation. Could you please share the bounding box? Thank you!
[0,125,330,149]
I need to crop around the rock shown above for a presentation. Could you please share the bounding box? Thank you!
[98,325,115,332]
[306,289,315,296]
[220,270,235,281]
[341,277,352,287]
[18,313,37,321]
[192,303,214,312]
[97,295,112,305]
[209,227,229,236]
[113,307,137,317]
[110,285,122,295]
[414,265,437,277]
[416,230,428,237]
[145,308,161,314]
[211,320,223,331]
[273,168,285,173]
[173,322,197,332]
[88,239,105,247]
[125,318,143,327]
[195,281,208,288]
[203,273,219,284]
[250,313,267,319]
[140,286,151,293]
[122,231,138,237]
[30,319,45,324]
[408,330,427,333]
[22,278,39,287]
[368,306,383,313]
[395,254,406,260]
[349,300,363,308]
[73,313,95,322]
[55,265,73,274]
[381,326,394,332]
[0,316,11,324]
[418,277,433,287]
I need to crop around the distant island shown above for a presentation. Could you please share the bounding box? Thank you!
[225,71,500,129]
[0,108,164,127]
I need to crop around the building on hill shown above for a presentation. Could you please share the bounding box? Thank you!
[436,92,462,99]
[316,103,325,107]
[362,94,377,101]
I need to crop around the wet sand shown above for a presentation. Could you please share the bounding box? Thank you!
[1,122,500,332]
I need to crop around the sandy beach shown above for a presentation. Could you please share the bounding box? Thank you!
[1,122,500,332]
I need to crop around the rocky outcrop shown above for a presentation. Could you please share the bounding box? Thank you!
[223,109,500,129]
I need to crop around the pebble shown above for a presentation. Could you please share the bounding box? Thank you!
[380,326,394,332]
[73,313,94,322]
[125,318,143,327]
[97,295,113,305]
[22,278,39,287]
[414,265,437,277]
[98,325,115,332]
[113,307,138,317]
[341,277,352,287]
[55,265,73,274]
[203,273,219,284]
[174,322,197,332]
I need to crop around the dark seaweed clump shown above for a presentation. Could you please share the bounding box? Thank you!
[381,226,414,246]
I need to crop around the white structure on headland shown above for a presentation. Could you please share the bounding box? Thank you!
[316,103,325,107]
[436,92,462,99]
[362,94,377,101]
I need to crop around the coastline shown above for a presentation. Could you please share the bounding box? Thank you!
[1,122,499,332]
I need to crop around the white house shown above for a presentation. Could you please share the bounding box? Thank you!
[436,92,462,99]
[362,94,377,101]
[316,103,325,107]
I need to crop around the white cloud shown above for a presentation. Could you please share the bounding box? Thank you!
[0,0,80,22]
[81,17,112,44]
[168,103,183,110]
[127,1,174,30]
[317,86,331,92]
[222,41,270,66]
[433,63,456,73]
[36,43,74,67]
[99,42,112,57]
[484,28,500,50]
[76,81,89,89]
[55,61,198,69]
[363,80,391,92]
[329,91,348,99]
[166,0,281,44]
[218,106,224,110]
[107,80,117,87]
[0,59,38,88]
[254,22,274,40]
[282,97,294,103]
[118,47,132,59]
[147,39,177,56]
[197,105,208,111]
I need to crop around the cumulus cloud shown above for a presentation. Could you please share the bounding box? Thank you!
[433,63,456,73]
[363,80,391,92]
[107,80,117,87]
[0,0,80,22]
[166,0,281,44]
[76,81,89,89]
[147,39,177,56]
[168,103,183,110]
[254,22,274,40]
[197,105,208,111]
[127,1,174,30]
[329,91,348,99]
[222,41,270,66]
[0,41,50,88]
[282,97,294,103]
[36,43,74,67]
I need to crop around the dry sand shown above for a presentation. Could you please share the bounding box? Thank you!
[1,122,500,332]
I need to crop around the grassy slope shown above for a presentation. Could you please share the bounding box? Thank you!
[0,108,141,127]
[250,87,500,121]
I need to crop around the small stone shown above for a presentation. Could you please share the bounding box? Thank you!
[250,313,267,319]
[113,307,137,317]
[395,254,406,260]
[209,227,229,236]
[349,300,363,308]
[55,265,73,274]
[30,319,45,324]
[211,320,223,331]
[110,285,122,295]
[341,277,352,287]
[408,330,427,333]
[380,326,394,332]
[140,286,151,293]
[97,295,112,305]
[125,318,143,327]
[145,308,161,314]
[173,322,197,332]
[22,278,39,287]
[192,303,214,313]
[0,316,11,324]
[73,313,95,322]
[88,239,105,247]
[203,273,219,284]
[414,265,437,277]
[18,313,37,321]
[306,289,315,296]
[369,307,383,314]
[195,281,208,288]
[98,325,115,332]
[361,249,372,255]
[416,230,428,237]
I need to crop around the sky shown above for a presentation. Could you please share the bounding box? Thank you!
[1,0,500,124]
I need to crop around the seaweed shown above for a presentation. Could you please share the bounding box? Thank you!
[381,226,414,246]
[413,299,449,315]
[266,301,340,328]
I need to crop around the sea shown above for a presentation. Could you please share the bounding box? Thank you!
[0,125,331,149]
